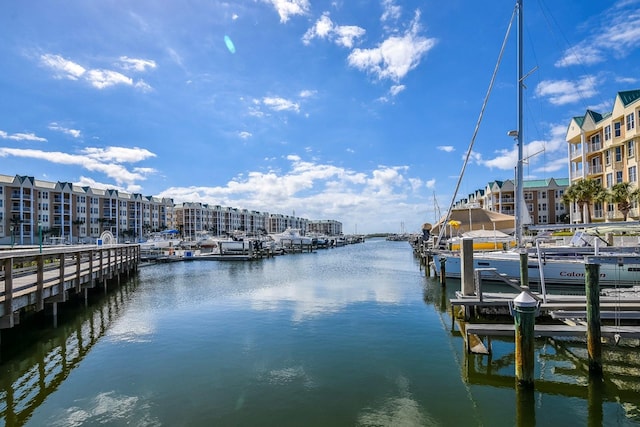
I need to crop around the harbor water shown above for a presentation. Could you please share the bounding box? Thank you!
[2,238,639,426]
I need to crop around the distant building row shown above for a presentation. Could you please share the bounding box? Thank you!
[0,174,342,245]
[453,178,569,225]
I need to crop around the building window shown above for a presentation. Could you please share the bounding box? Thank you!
[615,146,623,162]
[604,125,611,141]
[629,166,637,183]
[539,191,547,199]
[606,173,613,188]
[629,140,636,158]
[524,192,533,200]
[538,203,547,211]
[627,113,635,131]
[605,150,611,165]
[614,121,622,137]
[616,171,623,184]
[538,215,548,224]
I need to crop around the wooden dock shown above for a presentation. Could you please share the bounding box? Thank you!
[0,244,139,329]
[450,292,640,354]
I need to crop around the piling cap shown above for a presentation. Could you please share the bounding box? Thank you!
[513,291,538,308]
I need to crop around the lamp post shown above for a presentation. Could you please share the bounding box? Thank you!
[10,225,14,248]
[38,221,43,253]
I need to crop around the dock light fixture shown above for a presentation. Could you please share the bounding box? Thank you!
[10,225,14,248]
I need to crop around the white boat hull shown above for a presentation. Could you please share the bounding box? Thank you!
[432,251,640,287]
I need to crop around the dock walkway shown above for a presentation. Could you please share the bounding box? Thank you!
[1,245,139,329]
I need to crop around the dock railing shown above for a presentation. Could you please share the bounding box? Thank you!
[0,244,139,328]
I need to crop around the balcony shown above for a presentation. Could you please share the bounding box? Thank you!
[569,144,582,160]
[586,164,603,176]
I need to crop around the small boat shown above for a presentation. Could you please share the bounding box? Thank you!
[447,230,516,251]
[140,230,182,249]
[270,228,313,246]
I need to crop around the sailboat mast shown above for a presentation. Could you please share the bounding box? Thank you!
[515,0,524,246]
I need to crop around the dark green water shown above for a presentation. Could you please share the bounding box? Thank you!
[1,239,638,426]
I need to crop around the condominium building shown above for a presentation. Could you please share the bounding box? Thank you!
[455,178,569,226]
[566,89,640,222]
[308,220,343,236]
[174,203,272,241]
[0,174,174,245]
[1,173,329,246]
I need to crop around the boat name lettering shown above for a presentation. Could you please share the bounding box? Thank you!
[559,271,606,278]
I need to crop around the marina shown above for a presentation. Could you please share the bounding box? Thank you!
[0,239,639,425]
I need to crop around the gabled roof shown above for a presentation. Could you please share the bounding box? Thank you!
[618,89,640,107]
[586,109,603,124]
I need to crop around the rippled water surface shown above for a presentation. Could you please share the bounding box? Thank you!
[3,239,639,426]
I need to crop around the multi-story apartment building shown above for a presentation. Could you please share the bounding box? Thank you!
[566,89,640,222]
[1,174,340,246]
[485,179,568,225]
[174,203,273,241]
[307,220,343,236]
[1,174,175,245]
[455,178,568,226]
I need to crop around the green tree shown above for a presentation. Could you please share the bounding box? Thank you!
[562,179,602,223]
[609,182,639,221]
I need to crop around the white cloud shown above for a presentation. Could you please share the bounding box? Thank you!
[556,2,640,68]
[85,69,133,89]
[0,146,156,190]
[48,122,81,138]
[555,46,604,67]
[263,0,310,23]
[299,89,317,98]
[239,131,253,139]
[40,53,150,91]
[118,56,157,72]
[81,146,156,163]
[302,12,365,49]
[535,75,598,105]
[40,54,86,80]
[381,0,402,23]
[437,146,454,153]
[481,123,568,172]
[615,76,638,84]
[157,156,430,233]
[0,130,47,142]
[389,85,405,96]
[347,10,436,82]
[262,96,300,112]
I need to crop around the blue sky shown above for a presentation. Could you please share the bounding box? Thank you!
[1,0,639,234]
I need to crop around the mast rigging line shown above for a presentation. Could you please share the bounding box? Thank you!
[435,3,518,248]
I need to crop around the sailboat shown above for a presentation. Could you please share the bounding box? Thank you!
[430,0,640,289]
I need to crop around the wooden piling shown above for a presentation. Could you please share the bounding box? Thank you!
[460,238,474,296]
[513,291,537,388]
[519,251,528,287]
[585,262,602,375]
[439,257,446,286]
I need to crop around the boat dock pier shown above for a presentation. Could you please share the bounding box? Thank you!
[450,292,640,354]
[1,244,139,332]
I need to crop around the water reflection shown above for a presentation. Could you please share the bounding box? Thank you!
[0,279,139,426]
[424,275,640,424]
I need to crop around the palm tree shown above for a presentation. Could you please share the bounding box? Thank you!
[562,179,602,223]
[609,182,637,221]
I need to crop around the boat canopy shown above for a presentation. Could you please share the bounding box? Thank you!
[431,207,515,237]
